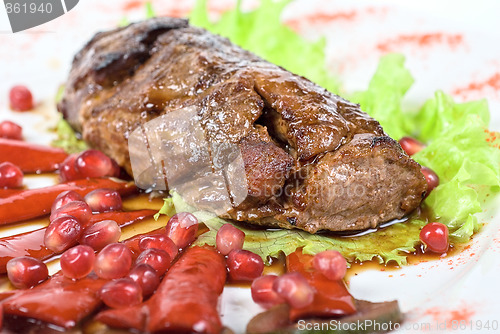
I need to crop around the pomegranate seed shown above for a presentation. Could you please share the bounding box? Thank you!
[420,222,449,253]
[50,201,92,227]
[0,162,23,188]
[312,250,347,281]
[165,212,199,249]
[51,190,85,212]
[7,256,48,289]
[80,220,121,251]
[59,154,82,182]
[44,215,82,253]
[421,166,439,196]
[110,159,121,178]
[100,277,143,309]
[60,245,95,279]
[9,85,34,111]
[75,149,113,179]
[273,272,315,309]
[216,224,245,255]
[251,275,285,309]
[128,264,160,298]
[398,136,425,156]
[0,120,22,140]
[135,248,171,276]
[94,243,132,279]
[227,249,264,281]
[84,188,122,213]
[138,233,178,260]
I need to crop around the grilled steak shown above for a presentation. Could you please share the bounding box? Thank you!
[59,18,427,233]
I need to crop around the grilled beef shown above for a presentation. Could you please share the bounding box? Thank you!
[59,18,427,233]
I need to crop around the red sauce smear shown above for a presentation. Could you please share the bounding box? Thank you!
[485,129,500,149]
[0,209,156,273]
[286,250,356,321]
[96,246,226,334]
[0,178,136,225]
[285,10,357,31]
[453,73,500,98]
[376,33,464,53]
[424,305,476,329]
[0,138,68,173]
[122,0,144,11]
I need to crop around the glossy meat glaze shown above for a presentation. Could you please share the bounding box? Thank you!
[59,18,427,232]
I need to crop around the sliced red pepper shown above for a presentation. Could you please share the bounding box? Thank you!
[0,178,136,225]
[96,246,226,334]
[2,272,106,328]
[286,250,357,321]
[0,209,157,273]
[0,138,68,173]
[0,189,23,199]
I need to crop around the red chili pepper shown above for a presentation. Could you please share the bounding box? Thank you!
[0,178,136,225]
[0,209,157,273]
[0,138,68,173]
[96,246,226,334]
[286,250,357,321]
[0,188,23,198]
[2,272,106,328]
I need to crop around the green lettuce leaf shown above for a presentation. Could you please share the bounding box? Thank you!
[351,56,500,243]
[350,54,414,140]
[51,118,88,154]
[157,193,425,266]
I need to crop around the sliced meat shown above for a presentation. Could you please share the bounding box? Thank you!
[59,18,427,232]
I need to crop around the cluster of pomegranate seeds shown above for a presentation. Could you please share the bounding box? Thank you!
[312,250,347,281]
[0,120,22,140]
[9,85,34,111]
[227,249,264,281]
[135,248,171,276]
[0,162,23,188]
[44,216,82,253]
[216,223,245,255]
[128,264,160,297]
[420,222,449,253]
[6,256,48,289]
[84,188,122,213]
[398,136,425,156]
[80,220,121,250]
[59,149,119,182]
[251,275,285,309]
[165,212,199,249]
[272,272,315,309]
[60,245,95,279]
[100,278,143,309]
[421,166,440,195]
[139,233,178,260]
[94,243,132,279]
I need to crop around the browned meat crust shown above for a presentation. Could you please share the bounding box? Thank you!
[58,18,427,233]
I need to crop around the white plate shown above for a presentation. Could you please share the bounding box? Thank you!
[1,0,500,333]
